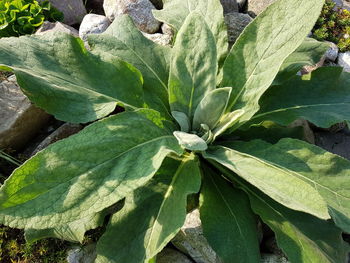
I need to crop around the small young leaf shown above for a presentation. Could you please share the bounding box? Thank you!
[221,0,325,128]
[96,156,202,263]
[173,131,208,151]
[172,111,190,132]
[0,110,183,230]
[169,12,217,119]
[200,164,260,263]
[212,109,245,140]
[193,87,232,132]
[203,144,330,220]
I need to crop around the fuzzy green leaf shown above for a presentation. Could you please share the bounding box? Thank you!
[96,156,201,263]
[244,183,350,263]
[227,138,350,232]
[169,12,217,119]
[200,165,260,263]
[193,87,232,131]
[248,67,350,128]
[0,110,183,231]
[153,0,227,65]
[88,15,172,119]
[203,144,330,220]
[0,33,144,123]
[221,0,325,128]
[273,37,329,85]
[173,131,208,151]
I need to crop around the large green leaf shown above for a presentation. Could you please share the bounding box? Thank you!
[0,110,183,230]
[243,182,349,263]
[88,15,171,119]
[0,33,144,123]
[203,145,330,220]
[96,156,202,263]
[247,67,350,128]
[226,138,350,232]
[273,37,329,85]
[199,164,260,263]
[221,0,324,128]
[169,12,217,119]
[153,0,228,65]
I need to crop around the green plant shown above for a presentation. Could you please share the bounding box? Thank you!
[313,0,350,52]
[0,0,349,262]
[0,0,63,38]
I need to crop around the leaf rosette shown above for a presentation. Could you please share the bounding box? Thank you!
[1,0,350,262]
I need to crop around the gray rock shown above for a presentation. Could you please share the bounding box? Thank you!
[161,23,174,36]
[142,32,172,46]
[0,76,50,150]
[325,41,339,62]
[67,244,96,263]
[157,248,194,263]
[315,130,350,160]
[172,209,222,263]
[36,21,79,36]
[237,0,247,8]
[224,12,253,46]
[220,0,239,13]
[261,254,290,263]
[103,0,161,33]
[338,52,350,72]
[79,14,111,41]
[247,0,277,17]
[38,0,87,25]
[31,123,83,156]
[331,0,344,9]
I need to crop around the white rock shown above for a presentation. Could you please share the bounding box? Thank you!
[103,0,161,33]
[325,41,339,62]
[224,12,253,46]
[338,52,350,72]
[79,14,111,41]
[142,32,173,46]
[172,209,222,263]
[36,21,79,36]
[161,23,174,37]
[261,254,290,263]
[0,76,50,150]
[67,244,96,263]
[157,248,194,263]
[247,0,277,16]
[38,0,87,25]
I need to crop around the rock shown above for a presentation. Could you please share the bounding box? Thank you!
[0,76,50,150]
[67,244,96,263]
[31,123,83,156]
[315,130,350,160]
[149,0,163,9]
[161,23,174,36]
[220,0,239,13]
[157,248,194,263]
[36,21,79,36]
[224,12,253,46]
[38,0,87,25]
[288,119,315,144]
[344,0,350,10]
[237,0,247,9]
[261,254,290,263]
[79,14,111,41]
[142,32,173,46]
[331,0,344,9]
[103,0,161,33]
[325,41,339,62]
[247,0,277,17]
[172,209,222,263]
[338,52,350,72]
